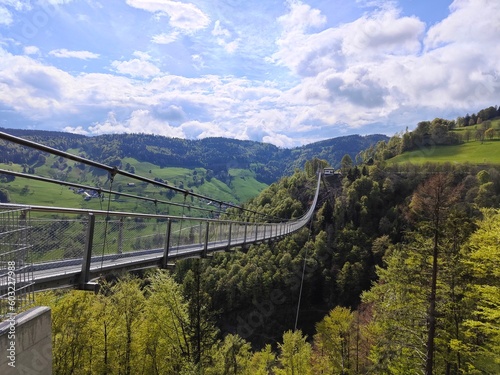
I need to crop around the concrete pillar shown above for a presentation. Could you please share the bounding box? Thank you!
[0,306,52,374]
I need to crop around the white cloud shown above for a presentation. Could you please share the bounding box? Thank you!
[49,49,100,59]
[191,54,205,70]
[87,110,185,138]
[126,0,210,32]
[262,132,294,148]
[425,0,500,49]
[0,49,138,120]
[212,20,230,38]
[132,50,152,60]
[0,0,31,11]
[268,0,500,131]
[0,1,31,25]
[152,31,179,44]
[0,6,13,25]
[24,46,40,55]
[63,125,89,135]
[343,9,424,56]
[111,58,161,79]
[180,120,225,139]
[278,0,326,32]
[272,5,425,77]
[43,0,74,4]
[212,20,239,54]
[222,39,239,54]
[1,0,498,147]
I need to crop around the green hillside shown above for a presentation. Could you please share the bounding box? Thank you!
[381,115,500,166]
[388,139,500,165]
[0,161,264,214]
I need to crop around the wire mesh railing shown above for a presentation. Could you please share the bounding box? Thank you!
[0,173,321,291]
[26,213,285,266]
[0,206,35,320]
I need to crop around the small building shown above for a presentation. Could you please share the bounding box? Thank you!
[323,168,335,176]
[127,183,135,187]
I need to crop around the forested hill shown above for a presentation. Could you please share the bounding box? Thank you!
[0,128,387,183]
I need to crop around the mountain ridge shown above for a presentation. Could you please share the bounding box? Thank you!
[0,127,388,182]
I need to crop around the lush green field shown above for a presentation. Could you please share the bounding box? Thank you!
[451,118,500,134]
[228,169,268,203]
[0,156,268,213]
[389,139,500,165]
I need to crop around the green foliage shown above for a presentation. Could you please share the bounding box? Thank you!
[0,188,9,202]
[275,330,312,375]
[341,154,353,172]
[361,173,498,374]
[247,345,276,374]
[37,272,198,374]
[304,157,329,177]
[363,243,429,374]
[139,272,192,374]
[461,209,500,373]
[182,259,220,367]
[313,306,354,374]
[207,334,252,375]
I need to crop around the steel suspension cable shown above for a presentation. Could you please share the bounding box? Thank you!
[294,172,323,331]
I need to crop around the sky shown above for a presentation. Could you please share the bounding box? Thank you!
[0,0,499,147]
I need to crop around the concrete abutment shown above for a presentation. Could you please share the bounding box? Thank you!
[0,306,52,374]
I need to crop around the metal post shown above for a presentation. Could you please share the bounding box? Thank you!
[255,224,259,241]
[203,221,209,257]
[117,217,123,254]
[227,223,232,247]
[243,223,248,245]
[161,219,172,268]
[80,213,95,288]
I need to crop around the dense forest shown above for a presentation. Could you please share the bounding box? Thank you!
[36,158,500,374]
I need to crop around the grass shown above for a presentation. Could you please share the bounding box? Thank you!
[1,157,268,213]
[229,169,268,203]
[389,139,500,165]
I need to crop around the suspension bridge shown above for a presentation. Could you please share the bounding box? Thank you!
[0,130,323,314]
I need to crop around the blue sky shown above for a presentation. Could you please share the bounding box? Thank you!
[0,0,498,147]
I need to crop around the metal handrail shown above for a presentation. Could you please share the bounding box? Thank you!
[0,173,322,291]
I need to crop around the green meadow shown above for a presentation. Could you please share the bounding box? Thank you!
[389,139,500,165]
[0,156,268,214]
